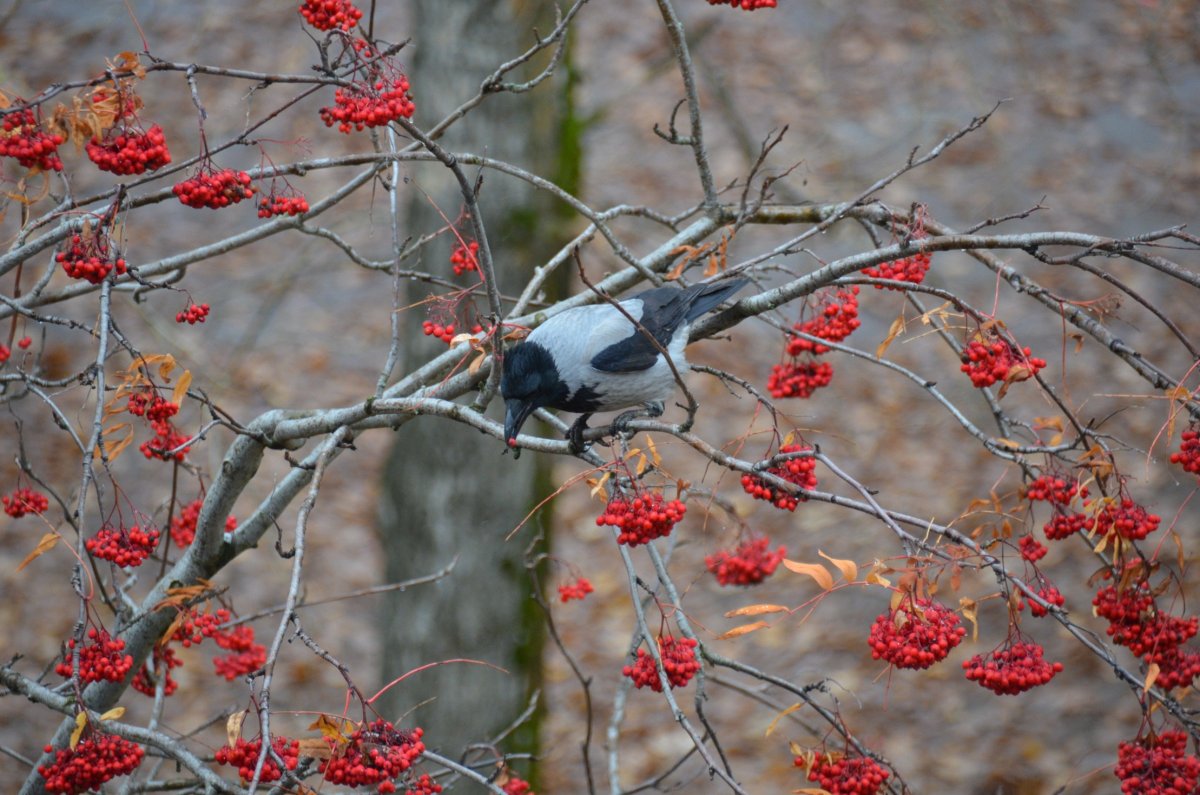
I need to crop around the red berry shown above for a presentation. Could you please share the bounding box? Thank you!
[319,720,426,791]
[960,337,1046,389]
[56,232,127,284]
[558,576,594,602]
[767,360,833,399]
[622,635,700,691]
[3,486,50,517]
[706,536,786,586]
[962,640,1063,695]
[796,751,890,795]
[450,240,480,276]
[868,597,966,670]
[54,628,134,683]
[298,0,363,30]
[214,736,301,783]
[1115,731,1200,795]
[173,168,256,209]
[595,491,686,546]
[86,123,171,175]
[0,105,65,172]
[741,444,816,511]
[38,734,143,794]
[85,524,160,567]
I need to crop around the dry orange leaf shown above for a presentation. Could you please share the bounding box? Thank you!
[959,597,979,641]
[1144,662,1160,693]
[99,707,125,721]
[724,603,790,617]
[876,313,906,358]
[226,710,247,747]
[764,702,805,737]
[171,370,192,405]
[18,533,59,572]
[782,559,834,591]
[716,621,768,640]
[818,550,857,583]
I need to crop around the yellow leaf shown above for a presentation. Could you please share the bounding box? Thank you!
[782,559,834,591]
[468,352,487,375]
[794,789,835,795]
[865,561,891,589]
[764,702,804,737]
[172,370,192,406]
[1145,662,1160,692]
[993,437,1020,449]
[875,313,906,358]
[725,603,791,617]
[959,597,978,641]
[309,714,355,741]
[716,621,768,640]
[589,472,611,500]
[94,422,133,462]
[70,713,87,749]
[635,453,648,477]
[645,434,661,467]
[98,707,125,721]
[818,550,857,583]
[18,533,59,572]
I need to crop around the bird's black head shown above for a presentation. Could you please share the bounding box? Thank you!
[501,340,565,448]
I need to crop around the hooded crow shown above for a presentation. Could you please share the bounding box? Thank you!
[501,278,749,453]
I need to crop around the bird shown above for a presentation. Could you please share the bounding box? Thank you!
[501,277,749,455]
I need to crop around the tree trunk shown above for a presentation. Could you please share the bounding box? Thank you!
[376,0,579,778]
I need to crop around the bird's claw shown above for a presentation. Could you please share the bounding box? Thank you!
[567,413,593,455]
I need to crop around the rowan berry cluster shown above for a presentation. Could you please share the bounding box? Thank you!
[867,597,966,670]
[863,251,932,289]
[0,345,8,363]
[320,76,415,133]
[212,624,267,680]
[595,492,687,546]
[741,443,816,511]
[1115,731,1200,795]
[86,124,170,175]
[623,635,700,691]
[214,736,300,783]
[787,287,861,356]
[85,524,160,567]
[0,106,65,171]
[502,775,532,795]
[962,640,1063,695]
[1171,425,1200,479]
[139,422,192,462]
[1043,510,1093,541]
[173,169,256,209]
[422,321,482,345]
[1093,579,1200,688]
[169,498,238,547]
[705,536,786,586]
[56,232,127,284]
[767,360,834,399]
[558,577,594,602]
[38,735,144,794]
[299,0,363,30]
[176,302,211,324]
[55,628,134,683]
[171,607,231,647]
[1018,534,1047,563]
[1026,474,1083,504]
[131,645,181,696]
[450,240,479,275]
[3,486,49,517]
[796,753,890,795]
[960,337,1047,389]
[707,0,777,9]
[319,720,426,793]
[127,390,179,423]
[1024,584,1065,619]
[1090,498,1161,541]
[407,773,443,795]
[258,192,310,218]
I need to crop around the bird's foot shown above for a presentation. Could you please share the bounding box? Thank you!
[610,401,664,440]
[567,413,594,454]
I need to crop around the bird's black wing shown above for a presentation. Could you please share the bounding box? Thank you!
[590,281,745,373]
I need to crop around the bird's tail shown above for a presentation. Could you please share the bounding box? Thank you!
[682,277,750,321]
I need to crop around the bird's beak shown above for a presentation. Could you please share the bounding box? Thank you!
[505,398,535,449]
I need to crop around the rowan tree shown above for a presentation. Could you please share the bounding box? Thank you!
[1,2,1198,794]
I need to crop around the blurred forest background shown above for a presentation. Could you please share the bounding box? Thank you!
[1,1,1197,792]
